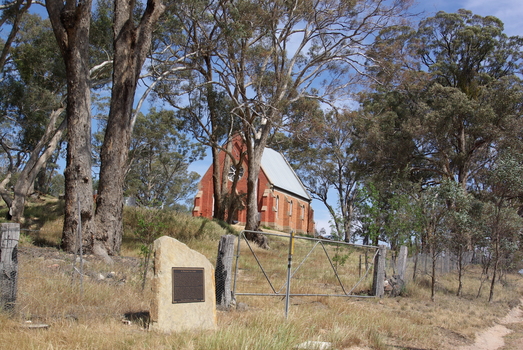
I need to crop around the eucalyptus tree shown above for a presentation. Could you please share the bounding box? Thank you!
[45,0,115,255]
[0,7,111,224]
[46,0,96,253]
[93,0,165,257]
[0,14,66,222]
[361,12,523,216]
[360,10,523,293]
[417,182,455,302]
[0,0,32,72]
[151,0,245,224]
[125,108,205,208]
[277,108,361,242]
[368,10,523,189]
[480,151,523,302]
[160,0,411,245]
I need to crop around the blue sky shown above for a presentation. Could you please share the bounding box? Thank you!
[414,0,521,36]
[187,0,522,234]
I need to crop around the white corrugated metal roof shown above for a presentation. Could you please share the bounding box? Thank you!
[261,147,311,201]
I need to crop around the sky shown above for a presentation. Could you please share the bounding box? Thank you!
[187,0,523,234]
[414,0,521,37]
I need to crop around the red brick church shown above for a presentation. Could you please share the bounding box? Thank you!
[192,137,315,234]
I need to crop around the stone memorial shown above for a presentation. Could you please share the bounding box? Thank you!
[149,236,217,333]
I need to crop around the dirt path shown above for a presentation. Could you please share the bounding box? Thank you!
[457,299,523,350]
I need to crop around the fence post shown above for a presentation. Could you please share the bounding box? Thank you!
[396,245,408,281]
[215,234,236,309]
[372,245,387,298]
[0,223,20,312]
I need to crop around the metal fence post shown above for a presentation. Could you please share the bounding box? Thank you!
[285,231,295,319]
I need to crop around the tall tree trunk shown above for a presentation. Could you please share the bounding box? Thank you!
[431,248,437,302]
[412,243,419,282]
[489,230,500,303]
[456,247,463,297]
[244,132,269,249]
[46,0,95,253]
[226,152,245,224]
[344,202,354,242]
[212,144,226,221]
[94,0,165,256]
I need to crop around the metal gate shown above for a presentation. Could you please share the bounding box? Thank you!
[232,230,379,317]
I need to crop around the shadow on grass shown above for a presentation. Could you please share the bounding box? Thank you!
[31,235,61,249]
[124,311,150,329]
[21,197,64,249]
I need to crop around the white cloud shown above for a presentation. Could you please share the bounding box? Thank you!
[413,1,521,36]
[464,0,522,35]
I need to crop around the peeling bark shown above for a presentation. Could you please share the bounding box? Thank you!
[94,0,165,255]
[46,0,95,253]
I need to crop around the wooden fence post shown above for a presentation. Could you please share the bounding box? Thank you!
[215,235,236,309]
[372,245,387,298]
[0,223,20,311]
[396,245,408,281]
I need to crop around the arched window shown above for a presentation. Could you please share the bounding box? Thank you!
[289,200,293,216]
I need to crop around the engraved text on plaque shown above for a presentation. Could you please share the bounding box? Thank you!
[172,267,205,303]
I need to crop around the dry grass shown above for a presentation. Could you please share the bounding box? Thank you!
[1,200,522,349]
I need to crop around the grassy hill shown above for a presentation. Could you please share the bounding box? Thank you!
[0,196,522,349]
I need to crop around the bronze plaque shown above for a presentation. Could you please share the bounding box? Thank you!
[172,267,205,304]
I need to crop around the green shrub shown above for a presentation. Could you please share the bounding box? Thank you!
[123,207,227,243]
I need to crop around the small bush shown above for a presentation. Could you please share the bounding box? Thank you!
[213,219,239,235]
[123,207,227,243]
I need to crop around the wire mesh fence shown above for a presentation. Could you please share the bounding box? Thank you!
[0,222,148,323]
[3,223,386,322]
[401,250,478,282]
[0,223,19,312]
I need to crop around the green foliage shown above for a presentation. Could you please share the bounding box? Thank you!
[0,13,67,207]
[277,109,360,241]
[132,209,169,289]
[123,206,227,243]
[126,207,230,289]
[11,14,66,92]
[417,9,522,94]
[212,219,239,236]
[359,11,523,286]
[362,10,523,189]
[357,181,420,248]
[89,0,114,84]
[124,108,205,208]
[0,14,64,151]
[332,249,349,269]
